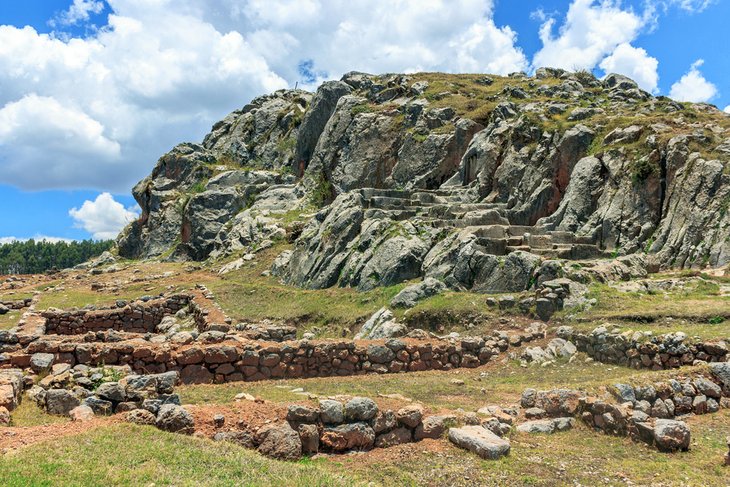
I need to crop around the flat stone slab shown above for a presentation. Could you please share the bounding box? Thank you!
[448,425,510,460]
[517,417,574,434]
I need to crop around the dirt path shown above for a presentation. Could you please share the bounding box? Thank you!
[0,417,119,453]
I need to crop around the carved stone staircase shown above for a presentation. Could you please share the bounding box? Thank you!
[358,188,607,259]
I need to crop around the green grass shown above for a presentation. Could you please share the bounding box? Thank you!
[8,400,68,427]
[0,424,357,487]
[578,281,730,323]
[34,282,179,310]
[179,357,710,412]
[328,411,730,486]
[209,246,405,337]
[0,310,20,330]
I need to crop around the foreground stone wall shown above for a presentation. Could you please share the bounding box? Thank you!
[41,294,190,335]
[15,326,544,384]
[231,398,451,460]
[559,326,728,369]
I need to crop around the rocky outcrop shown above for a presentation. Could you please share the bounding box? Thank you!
[118,69,729,282]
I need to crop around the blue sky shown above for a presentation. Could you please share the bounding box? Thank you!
[0,0,727,242]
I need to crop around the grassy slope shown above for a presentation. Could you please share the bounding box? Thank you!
[0,424,355,487]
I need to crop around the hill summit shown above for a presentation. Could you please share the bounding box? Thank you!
[117,68,730,293]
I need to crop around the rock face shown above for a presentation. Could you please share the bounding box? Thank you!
[120,70,729,286]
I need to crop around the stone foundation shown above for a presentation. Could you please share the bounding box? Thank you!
[559,326,728,369]
[12,326,544,384]
[41,294,191,335]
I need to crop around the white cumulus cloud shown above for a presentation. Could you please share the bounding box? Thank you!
[669,59,718,103]
[599,43,659,93]
[69,192,139,240]
[0,0,528,194]
[51,0,105,27]
[533,0,644,71]
[723,105,730,114]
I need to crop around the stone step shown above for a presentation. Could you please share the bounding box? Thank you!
[474,238,508,256]
[359,188,413,199]
[506,225,549,237]
[363,209,420,221]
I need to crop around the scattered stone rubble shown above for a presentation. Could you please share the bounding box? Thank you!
[29,366,181,418]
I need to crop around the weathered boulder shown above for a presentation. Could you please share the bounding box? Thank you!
[126,408,157,426]
[45,389,81,416]
[448,426,510,460]
[390,278,446,308]
[319,399,344,424]
[375,427,412,448]
[69,405,95,422]
[653,419,690,452]
[355,308,406,340]
[30,353,54,374]
[344,397,378,422]
[321,422,376,451]
[256,423,303,460]
[156,404,194,434]
[414,415,453,440]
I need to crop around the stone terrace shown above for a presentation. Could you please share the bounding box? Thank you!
[359,188,608,260]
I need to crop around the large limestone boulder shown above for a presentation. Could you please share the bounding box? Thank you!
[448,425,511,460]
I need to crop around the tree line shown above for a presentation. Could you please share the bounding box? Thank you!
[0,239,114,275]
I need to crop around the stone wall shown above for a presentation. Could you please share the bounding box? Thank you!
[0,298,32,310]
[16,326,544,384]
[522,364,730,452]
[41,294,191,335]
[559,325,728,369]
[0,369,24,411]
[242,398,451,459]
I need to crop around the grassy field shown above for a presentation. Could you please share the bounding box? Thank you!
[0,424,355,487]
[179,356,713,413]
[0,310,20,330]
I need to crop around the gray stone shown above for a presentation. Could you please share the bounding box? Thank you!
[126,408,157,426]
[319,399,344,424]
[344,397,378,422]
[517,420,555,434]
[653,419,690,452]
[30,353,54,374]
[213,430,254,448]
[321,422,375,451]
[156,404,194,434]
[96,382,126,403]
[256,423,303,460]
[298,423,320,455]
[390,278,446,308]
[414,415,453,440]
[82,396,113,415]
[396,404,424,428]
[287,404,319,424]
[45,389,80,416]
[375,427,412,447]
[367,344,395,364]
[448,426,510,460]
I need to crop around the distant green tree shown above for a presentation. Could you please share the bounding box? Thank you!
[0,240,114,275]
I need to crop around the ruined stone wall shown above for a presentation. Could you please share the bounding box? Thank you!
[559,326,728,369]
[0,369,24,411]
[41,294,190,335]
[0,298,32,310]
[16,328,543,384]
